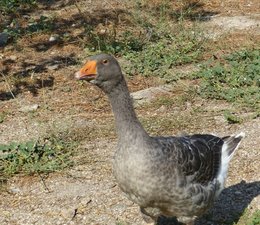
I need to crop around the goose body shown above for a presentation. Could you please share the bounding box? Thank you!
[75,54,244,225]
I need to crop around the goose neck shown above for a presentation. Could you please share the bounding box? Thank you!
[107,78,148,142]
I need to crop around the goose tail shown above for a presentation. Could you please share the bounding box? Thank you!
[216,132,245,195]
[222,132,245,158]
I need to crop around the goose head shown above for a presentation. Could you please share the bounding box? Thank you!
[75,53,124,93]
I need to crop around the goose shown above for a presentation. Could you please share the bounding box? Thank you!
[75,53,244,225]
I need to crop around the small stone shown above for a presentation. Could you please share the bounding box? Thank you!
[156,105,167,112]
[49,34,59,42]
[46,64,59,70]
[37,44,46,50]
[9,187,21,194]
[131,85,171,105]
[185,101,192,109]
[99,29,106,34]
[23,15,30,19]
[61,208,74,219]
[19,104,39,113]
[9,55,17,61]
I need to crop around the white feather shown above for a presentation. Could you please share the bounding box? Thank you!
[216,132,245,196]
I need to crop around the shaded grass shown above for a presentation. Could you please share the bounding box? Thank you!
[3,15,55,39]
[0,0,36,14]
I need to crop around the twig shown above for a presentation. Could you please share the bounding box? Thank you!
[74,1,82,14]
[1,71,16,99]
[71,208,78,220]
[37,172,51,193]
[71,199,92,220]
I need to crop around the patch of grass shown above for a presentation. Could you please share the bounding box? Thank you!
[0,136,74,178]
[122,12,205,79]
[140,109,216,136]
[0,112,6,123]
[84,24,145,54]
[150,96,177,109]
[80,0,206,77]
[246,210,260,225]
[193,49,260,109]
[26,16,54,33]
[142,90,194,111]
[223,110,242,124]
[123,26,205,78]
[236,210,260,225]
[3,16,55,41]
[0,0,36,14]
[116,222,129,225]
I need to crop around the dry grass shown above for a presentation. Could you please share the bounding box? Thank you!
[0,0,259,224]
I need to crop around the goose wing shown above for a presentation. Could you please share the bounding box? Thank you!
[155,134,223,185]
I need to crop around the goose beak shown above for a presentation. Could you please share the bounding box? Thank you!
[75,60,97,81]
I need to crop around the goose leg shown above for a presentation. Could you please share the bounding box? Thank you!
[140,207,157,225]
[185,222,194,225]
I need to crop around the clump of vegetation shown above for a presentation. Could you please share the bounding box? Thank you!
[0,0,37,14]
[123,26,204,78]
[247,210,260,225]
[3,16,54,41]
[80,0,206,78]
[194,49,260,108]
[239,210,260,225]
[224,110,242,124]
[83,23,145,55]
[0,137,73,178]
[0,113,6,123]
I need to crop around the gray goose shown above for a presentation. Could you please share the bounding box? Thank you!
[75,53,244,225]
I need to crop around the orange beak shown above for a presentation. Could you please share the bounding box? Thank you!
[75,60,97,81]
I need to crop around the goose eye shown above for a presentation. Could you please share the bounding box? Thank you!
[102,59,108,64]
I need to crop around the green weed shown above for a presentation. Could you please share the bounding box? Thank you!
[3,16,54,41]
[26,16,54,33]
[246,210,260,225]
[0,0,36,14]
[0,137,73,178]
[223,110,242,124]
[84,24,144,54]
[237,210,260,225]
[0,113,6,123]
[116,222,129,225]
[123,25,205,78]
[81,0,206,72]
[193,49,260,109]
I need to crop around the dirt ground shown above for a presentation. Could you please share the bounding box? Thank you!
[0,1,259,225]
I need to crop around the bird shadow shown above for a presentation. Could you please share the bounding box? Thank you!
[157,180,260,225]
